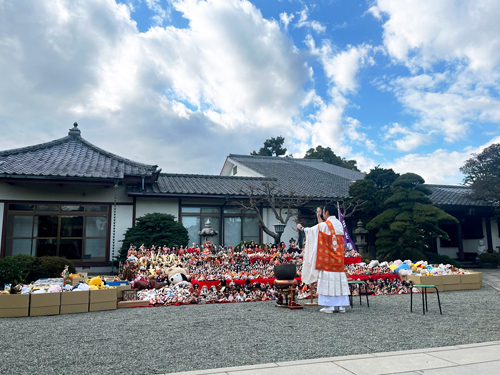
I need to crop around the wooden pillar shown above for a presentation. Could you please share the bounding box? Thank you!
[485,216,493,252]
[457,221,464,261]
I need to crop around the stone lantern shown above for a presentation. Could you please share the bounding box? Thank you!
[353,220,368,255]
[198,219,218,244]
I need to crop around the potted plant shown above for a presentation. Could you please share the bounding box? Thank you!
[478,252,499,269]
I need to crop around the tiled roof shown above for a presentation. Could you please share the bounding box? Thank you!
[0,123,157,180]
[426,185,489,207]
[128,174,275,196]
[227,154,365,199]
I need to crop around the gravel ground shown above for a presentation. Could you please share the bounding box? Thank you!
[1,285,500,375]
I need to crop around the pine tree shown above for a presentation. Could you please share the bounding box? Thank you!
[366,173,458,260]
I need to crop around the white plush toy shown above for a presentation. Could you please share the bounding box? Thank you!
[166,267,191,285]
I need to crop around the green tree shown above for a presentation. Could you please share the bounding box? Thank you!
[366,173,458,260]
[344,166,399,220]
[460,143,500,207]
[251,136,287,156]
[118,213,189,261]
[304,145,359,171]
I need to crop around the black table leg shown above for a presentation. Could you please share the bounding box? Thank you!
[422,288,425,315]
[435,287,442,315]
[410,289,413,312]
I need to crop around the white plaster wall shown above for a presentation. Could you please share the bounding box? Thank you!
[135,197,179,220]
[261,207,298,245]
[436,217,500,257]
[0,182,131,203]
[109,205,134,260]
[492,218,500,251]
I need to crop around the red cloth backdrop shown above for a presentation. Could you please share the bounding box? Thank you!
[344,257,361,265]
[347,274,400,281]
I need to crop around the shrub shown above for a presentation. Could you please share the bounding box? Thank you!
[0,259,23,286]
[361,252,373,263]
[118,213,189,261]
[31,256,76,280]
[424,252,463,268]
[0,254,41,285]
[0,255,76,286]
[478,252,500,264]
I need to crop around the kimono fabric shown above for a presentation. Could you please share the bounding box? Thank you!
[303,216,350,309]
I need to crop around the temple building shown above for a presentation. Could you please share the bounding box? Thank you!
[0,124,498,272]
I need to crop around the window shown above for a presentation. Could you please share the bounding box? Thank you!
[5,203,108,262]
[181,206,260,248]
[181,207,220,246]
[462,217,484,239]
[224,217,241,246]
[223,207,259,247]
[440,223,459,248]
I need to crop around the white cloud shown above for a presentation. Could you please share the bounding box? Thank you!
[382,123,433,152]
[145,0,170,26]
[385,69,500,143]
[385,136,500,184]
[372,0,500,71]
[279,12,294,30]
[308,37,373,95]
[369,1,500,148]
[295,6,326,34]
[0,0,312,174]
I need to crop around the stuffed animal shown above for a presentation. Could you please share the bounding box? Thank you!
[166,267,191,285]
[87,276,103,290]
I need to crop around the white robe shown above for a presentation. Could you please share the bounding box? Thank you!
[302,216,350,307]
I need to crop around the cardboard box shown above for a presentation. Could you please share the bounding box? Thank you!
[0,308,29,318]
[30,292,61,307]
[60,304,89,314]
[442,284,461,291]
[89,301,116,312]
[461,272,482,284]
[461,283,481,290]
[30,305,60,316]
[407,274,443,286]
[441,274,461,285]
[89,289,117,303]
[115,285,132,301]
[117,300,150,308]
[61,291,89,305]
[0,295,29,318]
[71,278,83,286]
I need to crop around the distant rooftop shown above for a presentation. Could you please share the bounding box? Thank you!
[226,154,365,199]
[0,123,158,180]
[426,184,489,207]
[128,173,275,197]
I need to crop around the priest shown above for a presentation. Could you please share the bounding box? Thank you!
[297,203,350,313]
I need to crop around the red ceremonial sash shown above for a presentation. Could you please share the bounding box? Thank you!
[316,220,344,272]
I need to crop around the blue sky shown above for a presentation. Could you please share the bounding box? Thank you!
[1,0,500,184]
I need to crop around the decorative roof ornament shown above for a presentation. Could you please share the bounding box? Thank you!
[68,122,81,137]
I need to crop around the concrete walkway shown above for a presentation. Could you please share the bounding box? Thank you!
[167,341,500,375]
[480,267,500,291]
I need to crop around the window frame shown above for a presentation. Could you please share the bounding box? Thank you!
[4,202,110,262]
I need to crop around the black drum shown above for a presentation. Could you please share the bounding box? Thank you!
[273,264,297,280]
